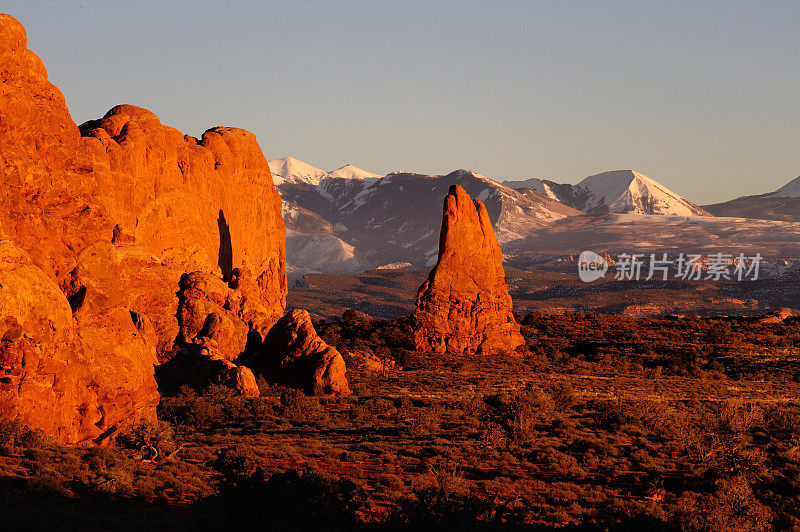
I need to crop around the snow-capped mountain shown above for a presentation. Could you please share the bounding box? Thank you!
[301,167,581,270]
[328,164,382,180]
[506,170,709,216]
[268,157,330,186]
[502,178,579,205]
[766,175,800,198]
[268,158,381,187]
[353,169,580,267]
[573,170,709,216]
[272,159,583,275]
[269,158,385,278]
[703,174,800,222]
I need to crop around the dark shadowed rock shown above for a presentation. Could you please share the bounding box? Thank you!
[243,310,351,396]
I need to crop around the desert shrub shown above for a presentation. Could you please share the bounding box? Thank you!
[280,389,322,422]
[348,396,396,425]
[0,418,24,449]
[458,394,486,419]
[0,418,52,452]
[392,464,491,529]
[484,388,554,445]
[376,473,405,492]
[412,401,445,433]
[762,403,800,439]
[65,447,140,497]
[676,476,773,531]
[201,466,365,529]
[707,400,763,437]
[159,385,278,429]
[341,308,364,325]
[117,418,178,461]
[214,446,264,489]
[26,465,70,496]
[597,397,677,433]
[547,381,578,410]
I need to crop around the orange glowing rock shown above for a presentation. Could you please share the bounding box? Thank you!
[413,185,525,355]
[0,13,287,442]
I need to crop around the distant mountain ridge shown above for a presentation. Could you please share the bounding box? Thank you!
[504,170,709,216]
[271,157,799,277]
[767,175,800,198]
[270,159,582,276]
[703,175,800,222]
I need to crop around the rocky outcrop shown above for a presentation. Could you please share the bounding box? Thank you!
[0,238,159,444]
[155,269,278,396]
[157,329,260,398]
[760,308,797,324]
[413,185,524,355]
[348,350,398,372]
[243,310,351,396]
[79,104,286,311]
[176,269,280,362]
[0,14,287,441]
[62,241,183,359]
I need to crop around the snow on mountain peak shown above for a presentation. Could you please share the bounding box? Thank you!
[767,176,800,198]
[576,170,709,216]
[501,178,558,200]
[268,157,329,186]
[328,164,382,180]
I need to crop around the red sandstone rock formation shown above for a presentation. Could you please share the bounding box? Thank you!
[0,14,285,309]
[243,310,351,396]
[177,269,281,362]
[157,316,260,398]
[155,269,276,396]
[0,13,287,441]
[348,350,398,372]
[0,236,159,444]
[413,185,524,355]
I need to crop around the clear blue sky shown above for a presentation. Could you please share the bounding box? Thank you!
[5,0,799,203]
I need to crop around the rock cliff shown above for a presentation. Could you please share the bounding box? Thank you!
[0,13,286,441]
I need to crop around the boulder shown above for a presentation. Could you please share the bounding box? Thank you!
[157,343,260,398]
[348,350,397,372]
[176,269,280,362]
[243,310,351,396]
[348,349,397,371]
[413,185,524,355]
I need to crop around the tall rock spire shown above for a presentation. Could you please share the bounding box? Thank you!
[413,185,524,354]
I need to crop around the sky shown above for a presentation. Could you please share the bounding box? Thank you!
[4,0,799,203]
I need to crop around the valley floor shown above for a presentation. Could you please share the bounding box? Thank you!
[3,313,800,530]
[289,267,800,321]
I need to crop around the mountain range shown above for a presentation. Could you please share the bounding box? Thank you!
[268,157,800,277]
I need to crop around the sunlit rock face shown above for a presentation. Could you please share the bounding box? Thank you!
[0,13,287,442]
[413,185,524,355]
[0,237,160,444]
